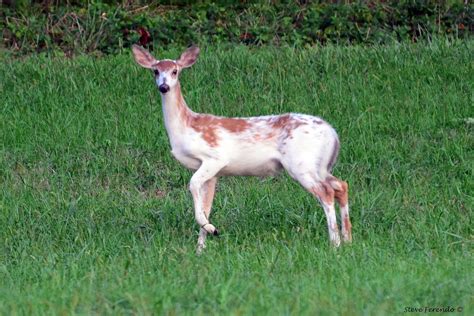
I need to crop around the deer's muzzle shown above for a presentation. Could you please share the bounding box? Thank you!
[159,84,170,93]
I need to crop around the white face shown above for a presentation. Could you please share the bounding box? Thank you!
[153,60,180,94]
[132,44,200,94]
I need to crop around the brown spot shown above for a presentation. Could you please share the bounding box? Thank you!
[334,180,348,207]
[313,119,324,125]
[343,216,352,231]
[189,115,252,147]
[270,114,292,129]
[268,114,307,139]
[189,115,219,147]
[190,114,216,126]
[310,182,335,204]
[155,60,177,72]
[342,214,352,242]
[217,118,251,133]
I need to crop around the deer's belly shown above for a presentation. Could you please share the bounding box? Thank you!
[219,146,283,177]
[219,157,283,177]
[215,142,282,176]
[170,140,283,176]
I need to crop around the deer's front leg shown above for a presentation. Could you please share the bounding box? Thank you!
[189,161,226,243]
[197,177,218,254]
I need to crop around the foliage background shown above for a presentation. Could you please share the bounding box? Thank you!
[2,0,473,56]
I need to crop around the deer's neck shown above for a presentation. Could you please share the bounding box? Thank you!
[161,82,194,145]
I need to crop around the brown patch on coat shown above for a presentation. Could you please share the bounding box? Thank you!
[342,213,352,242]
[333,180,348,207]
[190,118,219,147]
[310,182,335,204]
[269,114,291,129]
[218,118,251,133]
[189,115,252,147]
[189,115,219,147]
[268,114,307,139]
[343,216,352,233]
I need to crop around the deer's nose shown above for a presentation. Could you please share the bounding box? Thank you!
[159,84,170,93]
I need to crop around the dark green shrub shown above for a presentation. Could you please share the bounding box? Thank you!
[1,0,472,56]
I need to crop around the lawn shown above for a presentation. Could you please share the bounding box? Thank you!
[0,41,472,315]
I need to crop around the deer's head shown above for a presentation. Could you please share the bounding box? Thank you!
[132,45,200,94]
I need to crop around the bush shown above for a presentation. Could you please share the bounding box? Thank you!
[1,0,473,56]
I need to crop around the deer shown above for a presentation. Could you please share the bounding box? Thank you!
[132,45,352,254]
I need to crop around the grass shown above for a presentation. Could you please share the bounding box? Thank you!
[0,41,473,315]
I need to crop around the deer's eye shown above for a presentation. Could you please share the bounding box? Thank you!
[172,69,178,76]
[153,69,159,76]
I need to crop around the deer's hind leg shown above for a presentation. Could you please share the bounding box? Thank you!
[309,181,341,247]
[291,172,341,247]
[328,177,352,243]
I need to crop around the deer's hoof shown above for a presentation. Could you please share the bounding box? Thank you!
[202,223,217,235]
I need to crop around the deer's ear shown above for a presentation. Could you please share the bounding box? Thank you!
[177,46,200,69]
[132,45,157,69]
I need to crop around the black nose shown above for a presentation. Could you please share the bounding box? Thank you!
[159,84,170,93]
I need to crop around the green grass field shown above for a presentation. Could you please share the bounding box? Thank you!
[1,41,473,315]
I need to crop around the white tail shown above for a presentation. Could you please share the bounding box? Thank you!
[132,45,352,253]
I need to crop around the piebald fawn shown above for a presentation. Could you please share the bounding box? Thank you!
[132,45,352,253]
